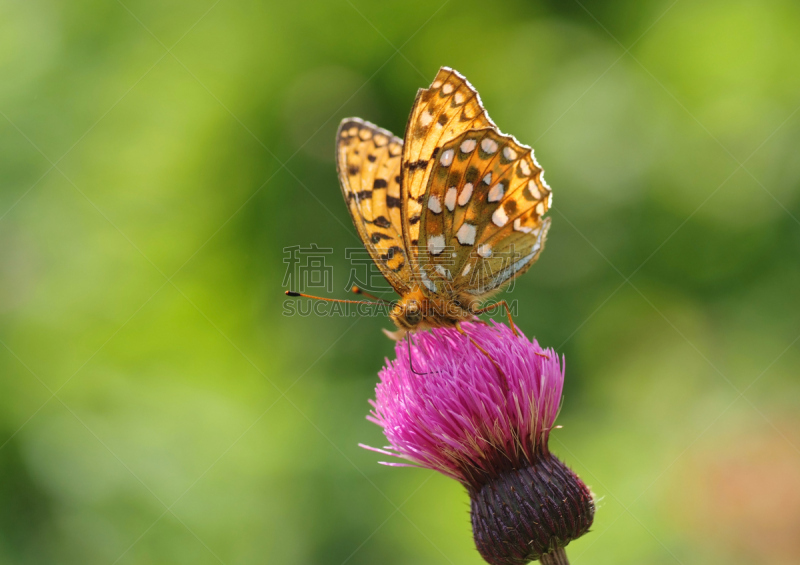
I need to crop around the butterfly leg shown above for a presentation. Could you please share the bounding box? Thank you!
[406,333,433,376]
[474,300,519,336]
[473,302,548,358]
[382,327,407,341]
[456,322,509,395]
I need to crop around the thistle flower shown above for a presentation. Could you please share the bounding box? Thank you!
[363,322,594,565]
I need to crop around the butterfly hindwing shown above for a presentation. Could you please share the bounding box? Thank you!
[336,119,412,294]
[418,127,552,301]
[401,67,493,260]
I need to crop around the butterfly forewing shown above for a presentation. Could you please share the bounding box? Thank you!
[335,67,553,330]
[401,68,493,259]
[336,119,412,294]
[418,128,552,301]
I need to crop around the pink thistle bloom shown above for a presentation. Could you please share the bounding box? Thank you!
[363,322,594,565]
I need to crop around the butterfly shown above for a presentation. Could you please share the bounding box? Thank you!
[330,67,551,339]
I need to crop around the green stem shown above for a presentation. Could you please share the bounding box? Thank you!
[540,547,569,565]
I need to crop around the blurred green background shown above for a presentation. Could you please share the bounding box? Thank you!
[2,0,799,564]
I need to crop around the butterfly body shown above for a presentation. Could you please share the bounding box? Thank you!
[389,286,474,333]
[336,68,552,336]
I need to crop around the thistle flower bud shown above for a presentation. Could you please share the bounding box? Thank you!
[363,322,594,564]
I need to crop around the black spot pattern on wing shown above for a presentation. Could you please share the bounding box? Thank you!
[337,118,411,293]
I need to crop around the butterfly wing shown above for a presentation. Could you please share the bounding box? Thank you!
[336,118,412,295]
[400,67,493,259]
[417,127,552,301]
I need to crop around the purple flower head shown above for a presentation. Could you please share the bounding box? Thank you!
[363,322,594,565]
[366,321,563,487]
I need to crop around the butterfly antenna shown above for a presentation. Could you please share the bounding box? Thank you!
[350,286,393,305]
[284,290,385,306]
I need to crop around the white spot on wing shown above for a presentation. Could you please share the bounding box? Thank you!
[482,173,492,185]
[481,138,498,154]
[519,160,531,176]
[513,218,532,233]
[445,187,457,211]
[456,223,476,245]
[536,202,545,216]
[420,267,436,292]
[477,244,492,257]
[528,180,541,200]
[428,195,442,214]
[487,183,505,202]
[503,147,517,160]
[462,263,472,276]
[460,139,476,153]
[428,235,445,255]
[458,183,473,206]
[454,91,465,104]
[492,207,508,226]
[434,264,452,280]
[439,148,454,166]
[442,82,454,94]
[420,111,433,127]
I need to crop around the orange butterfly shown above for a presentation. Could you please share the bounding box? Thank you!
[291,67,552,341]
